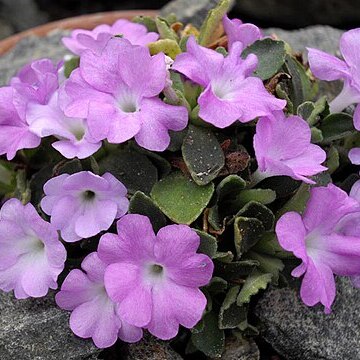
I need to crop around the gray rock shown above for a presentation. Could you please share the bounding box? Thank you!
[234,0,360,28]
[127,333,183,360]
[211,337,260,360]
[0,0,48,32]
[161,0,234,27]
[255,277,360,360]
[0,30,70,85]
[0,291,101,360]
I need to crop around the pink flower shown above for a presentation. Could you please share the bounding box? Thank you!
[253,111,327,184]
[63,38,188,151]
[222,15,262,50]
[0,86,41,160]
[0,198,66,299]
[98,214,214,340]
[56,252,142,348]
[41,171,129,242]
[308,29,360,129]
[276,184,360,313]
[27,90,101,159]
[62,19,159,56]
[172,36,285,128]
[349,147,360,165]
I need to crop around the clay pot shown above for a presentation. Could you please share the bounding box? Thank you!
[0,10,158,55]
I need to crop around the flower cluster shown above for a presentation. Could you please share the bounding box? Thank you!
[2,2,360,356]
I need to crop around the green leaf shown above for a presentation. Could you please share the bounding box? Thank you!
[14,169,31,204]
[242,39,286,80]
[148,39,181,59]
[276,82,294,114]
[150,172,214,224]
[167,129,187,152]
[284,55,318,108]
[198,0,231,46]
[219,286,247,329]
[234,216,265,258]
[182,125,225,185]
[55,159,82,175]
[233,189,276,209]
[195,229,218,258]
[276,182,310,219]
[191,312,225,358]
[213,251,234,263]
[253,233,292,259]
[128,191,166,232]
[326,146,340,174]
[257,176,300,198]
[216,175,247,201]
[237,270,272,305]
[132,15,158,32]
[247,251,284,285]
[155,17,179,41]
[64,56,80,78]
[318,112,355,142]
[206,277,228,294]
[236,201,275,231]
[297,96,329,126]
[99,147,158,195]
[214,260,259,281]
[0,161,15,195]
[311,127,324,143]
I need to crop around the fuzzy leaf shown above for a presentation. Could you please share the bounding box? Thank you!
[150,172,214,224]
[64,56,80,78]
[191,311,225,358]
[132,15,158,32]
[155,17,179,41]
[99,147,158,195]
[326,146,340,174]
[297,96,328,126]
[206,277,228,294]
[257,176,300,198]
[236,201,275,231]
[242,39,286,80]
[214,260,259,281]
[232,189,276,209]
[216,175,247,201]
[319,112,355,142]
[198,0,231,46]
[234,216,265,258]
[219,286,248,329]
[237,270,272,305]
[129,191,166,232]
[148,39,181,59]
[253,233,292,259]
[195,229,218,258]
[182,125,225,185]
[213,251,234,263]
[311,127,324,143]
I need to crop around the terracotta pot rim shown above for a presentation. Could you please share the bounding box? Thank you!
[0,9,158,55]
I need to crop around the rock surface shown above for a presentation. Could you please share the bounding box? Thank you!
[161,0,234,27]
[0,292,101,360]
[255,278,360,360]
[234,0,360,28]
[211,337,260,360]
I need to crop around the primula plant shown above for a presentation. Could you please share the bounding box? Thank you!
[2,0,360,357]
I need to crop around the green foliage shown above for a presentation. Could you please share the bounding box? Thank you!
[318,112,356,142]
[242,39,286,80]
[128,191,167,232]
[148,39,181,59]
[64,56,80,78]
[195,229,218,258]
[182,125,225,185]
[198,0,231,46]
[150,172,214,224]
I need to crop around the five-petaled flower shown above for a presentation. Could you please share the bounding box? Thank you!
[172,36,286,128]
[63,37,188,151]
[0,198,66,299]
[276,184,360,313]
[98,214,214,340]
[41,171,129,242]
[253,111,327,184]
[308,28,360,129]
[62,19,159,56]
[56,252,143,348]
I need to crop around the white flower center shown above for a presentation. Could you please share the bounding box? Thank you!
[117,89,139,113]
[144,262,166,285]
[82,190,96,202]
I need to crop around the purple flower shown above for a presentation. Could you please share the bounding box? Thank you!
[172,36,285,128]
[56,252,142,348]
[97,214,214,340]
[308,29,360,129]
[0,86,41,160]
[223,15,262,50]
[253,111,327,184]
[0,198,66,299]
[63,38,188,151]
[10,58,59,106]
[27,90,101,159]
[276,184,360,312]
[41,171,129,242]
[62,19,159,56]
[349,147,360,166]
